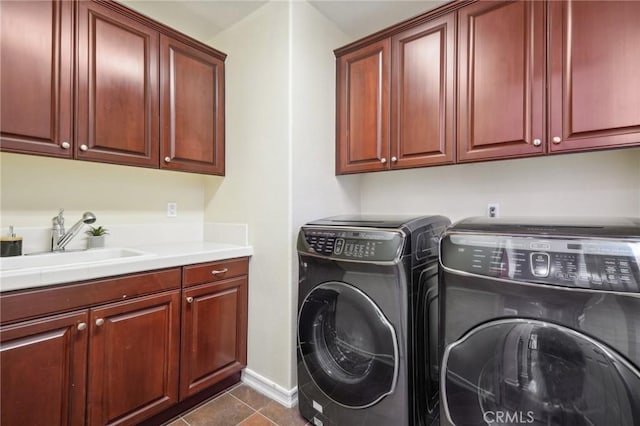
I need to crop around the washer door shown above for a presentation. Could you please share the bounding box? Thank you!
[442,319,640,425]
[298,282,398,408]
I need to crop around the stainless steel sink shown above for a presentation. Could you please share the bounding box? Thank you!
[0,248,154,271]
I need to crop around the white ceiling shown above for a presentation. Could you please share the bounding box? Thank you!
[120,0,449,43]
[309,1,449,40]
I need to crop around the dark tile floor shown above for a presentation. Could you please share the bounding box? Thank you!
[165,384,310,426]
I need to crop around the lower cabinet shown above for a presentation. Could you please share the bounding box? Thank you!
[180,276,248,399]
[0,311,88,426]
[87,291,180,425]
[0,258,249,425]
[0,290,180,426]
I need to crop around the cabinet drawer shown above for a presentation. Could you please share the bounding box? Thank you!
[183,257,249,287]
[0,268,181,325]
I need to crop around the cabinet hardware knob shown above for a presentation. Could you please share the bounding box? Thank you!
[186,297,194,304]
[80,144,88,152]
[77,322,87,331]
[95,318,105,327]
[552,136,561,144]
[61,141,70,149]
[391,156,398,162]
[380,158,387,164]
[164,156,171,163]
[211,268,229,275]
[533,139,541,147]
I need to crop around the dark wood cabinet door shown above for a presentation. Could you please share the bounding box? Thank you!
[0,0,73,157]
[76,1,159,168]
[180,276,248,399]
[1,311,88,426]
[336,39,391,174]
[457,0,545,162]
[88,291,180,426]
[391,13,455,169]
[549,1,640,153]
[161,35,225,175]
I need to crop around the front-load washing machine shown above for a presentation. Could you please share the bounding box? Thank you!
[296,215,450,426]
[439,217,640,425]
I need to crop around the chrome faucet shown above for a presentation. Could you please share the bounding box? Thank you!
[51,209,97,251]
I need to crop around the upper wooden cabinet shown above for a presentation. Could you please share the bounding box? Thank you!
[0,0,73,157]
[336,14,455,174]
[76,1,160,168]
[457,0,545,162]
[548,0,640,153]
[161,35,225,175]
[392,13,456,168]
[336,40,390,174]
[335,0,639,174]
[0,0,226,175]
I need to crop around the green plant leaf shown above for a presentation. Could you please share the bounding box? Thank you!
[85,225,109,236]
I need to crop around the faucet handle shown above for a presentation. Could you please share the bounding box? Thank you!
[53,209,65,225]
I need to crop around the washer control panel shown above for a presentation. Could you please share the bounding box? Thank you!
[441,234,640,293]
[299,227,404,262]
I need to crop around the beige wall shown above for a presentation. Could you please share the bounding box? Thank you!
[204,1,361,390]
[360,149,640,220]
[290,0,361,385]
[204,1,294,389]
[0,152,207,230]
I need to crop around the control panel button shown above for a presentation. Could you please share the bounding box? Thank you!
[530,252,550,277]
[334,238,345,255]
[530,241,551,250]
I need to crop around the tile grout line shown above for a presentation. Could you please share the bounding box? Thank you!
[227,387,284,426]
[228,391,260,413]
[234,411,279,426]
[177,387,239,420]
[228,392,277,426]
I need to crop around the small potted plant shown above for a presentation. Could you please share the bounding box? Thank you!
[85,225,109,249]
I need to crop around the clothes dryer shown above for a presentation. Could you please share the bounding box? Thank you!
[439,217,640,426]
[297,215,450,426]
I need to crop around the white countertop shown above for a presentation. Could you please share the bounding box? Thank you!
[0,241,253,293]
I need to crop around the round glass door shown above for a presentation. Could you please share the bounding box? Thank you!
[442,319,640,425]
[298,282,398,408]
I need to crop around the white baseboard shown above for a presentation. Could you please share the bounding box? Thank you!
[241,368,298,408]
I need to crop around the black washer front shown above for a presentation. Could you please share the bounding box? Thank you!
[298,281,398,408]
[442,319,640,426]
[439,216,640,426]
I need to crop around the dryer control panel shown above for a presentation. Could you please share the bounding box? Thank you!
[441,234,640,293]
[298,227,405,262]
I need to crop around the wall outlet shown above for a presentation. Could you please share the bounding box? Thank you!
[487,203,500,218]
[167,202,177,217]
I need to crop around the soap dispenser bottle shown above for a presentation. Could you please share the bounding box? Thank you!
[1,226,23,257]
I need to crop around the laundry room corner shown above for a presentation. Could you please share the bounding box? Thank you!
[203,0,362,402]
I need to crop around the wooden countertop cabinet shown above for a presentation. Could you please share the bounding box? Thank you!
[180,276,248,399]
[1,310,88,426]
[87,290,180,425]
[0,257,250,425]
